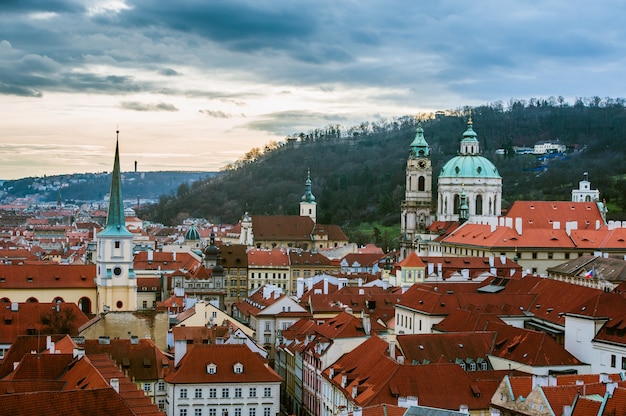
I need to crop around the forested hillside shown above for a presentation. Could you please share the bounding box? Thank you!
[139,98,626,237]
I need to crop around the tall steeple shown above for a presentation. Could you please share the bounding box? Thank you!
[409,121,430,158]
[96,131,136,312]
[400,120,433,259]
[103,131,129,234]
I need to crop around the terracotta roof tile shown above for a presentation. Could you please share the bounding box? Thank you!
[165,344,282,384]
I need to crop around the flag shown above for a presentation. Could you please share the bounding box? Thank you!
[585,269,593,279]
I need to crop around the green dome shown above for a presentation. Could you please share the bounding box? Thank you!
[440,155,501,179]
[185,225,200,241]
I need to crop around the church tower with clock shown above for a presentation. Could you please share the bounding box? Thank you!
[400,121,433,258]
[96,132,137,313]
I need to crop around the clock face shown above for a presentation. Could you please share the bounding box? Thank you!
[417,159,428,169]
[113,266,122,276]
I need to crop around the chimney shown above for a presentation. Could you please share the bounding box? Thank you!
[515,217,522,235]
[73,347,85,359]
[362,314,371,335]
[606,382,618,396]
[389,340,396,358]
[173,251,177,262]
[329,367,334,378]
[130,335,139,345]
[553,221,560,230]
[500,254,507,265]
[98,336,110,345]
[427,262,434,275]
[323,278,328,295]
[353,407,362,416]
[147,250,153,261]
[174,338,187,366]
[341,373,347,388]
[352,386,358,398]
[110,378,120,393]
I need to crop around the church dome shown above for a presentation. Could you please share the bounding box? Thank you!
[439,154,501,179]
[439,119,501,179]
[203,231,219,256]
[185,225,200,241]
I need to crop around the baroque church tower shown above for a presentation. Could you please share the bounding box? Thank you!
[300,169,317,222]
[400,122,433,258]
[437,119,502,223]
[96,132,136,312]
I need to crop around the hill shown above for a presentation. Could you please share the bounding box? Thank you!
[0,171,216,204]
[138,97,626,245]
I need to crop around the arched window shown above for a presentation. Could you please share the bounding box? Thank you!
[53,297,64,303]
[585,195,591,202]
[476,195,483,216]
[0,297,10,303]
[453,194,460,214]
[418,176,425,192]
[26,297,39,303]
[79,297,92,314]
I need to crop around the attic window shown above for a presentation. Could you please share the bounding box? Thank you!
[207,363,217,374]
[233,363,244,374]
[27,277,33,283]
[143,357,151,368]
[122,357,130,368]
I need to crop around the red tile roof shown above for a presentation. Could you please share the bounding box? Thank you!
[397,251,425,268]
[134,251,200,271]
[0,264,95,288]
[165,344,282,384]
[82,338,174,381]
[0,301,90,344]
[0,388,138,416]
[506,201,604,230]
[251,215,315,241]
[247,248,290,266]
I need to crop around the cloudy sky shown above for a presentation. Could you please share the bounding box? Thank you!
[1,1,625,179]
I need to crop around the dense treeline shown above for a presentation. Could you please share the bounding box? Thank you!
[139,97,626,232]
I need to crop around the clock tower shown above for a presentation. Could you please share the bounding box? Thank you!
[400,121,433,259]
[96,132,136,312]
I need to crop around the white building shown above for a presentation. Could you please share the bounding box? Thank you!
[165,343,282,416]
[534,139,566,154]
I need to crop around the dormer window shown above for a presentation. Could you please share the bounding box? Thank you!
[207,363,217,374]
[233,363,243,374]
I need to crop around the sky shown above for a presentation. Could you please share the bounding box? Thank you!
[1,1,626,179]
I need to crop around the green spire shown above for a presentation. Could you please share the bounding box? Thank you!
[409,121,430,158]
[301,169,316,203]
[101,131,131,236]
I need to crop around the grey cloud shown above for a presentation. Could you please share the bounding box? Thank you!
[199,110,232,118]
[120,101,179,112]
[243,110,349,135]
[159,68,181,76]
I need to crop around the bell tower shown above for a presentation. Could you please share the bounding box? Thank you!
[401,121,432,258]
[96,131,136,312]
[300,169,317,223]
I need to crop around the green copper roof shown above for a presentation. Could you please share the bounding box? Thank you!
[185,224,201,241]
[301,170,316,203]
[461,120,478,143]
[440,119,499,179]
[440,155,501,179]
[100,136,132,237]
[409,122,430,158]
